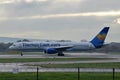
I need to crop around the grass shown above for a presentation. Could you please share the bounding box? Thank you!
[39,62,120,68]
[0,72,120,80]
[0,58,109,63]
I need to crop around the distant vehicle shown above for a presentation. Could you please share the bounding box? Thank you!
[8,27,109,56]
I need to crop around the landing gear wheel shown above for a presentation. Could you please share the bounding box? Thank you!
[58,53,64,56]
[21,52,23,56]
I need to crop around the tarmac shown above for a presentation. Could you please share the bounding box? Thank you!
[0,52,119,58]
[0,52,120,72]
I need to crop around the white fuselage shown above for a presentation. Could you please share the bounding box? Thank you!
[9,41,95,52]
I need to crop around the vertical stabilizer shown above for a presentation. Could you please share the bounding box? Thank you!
[90,27,109,48]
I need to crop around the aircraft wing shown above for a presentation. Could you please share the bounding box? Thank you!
[42,45,73,51]
[54,45,73,51]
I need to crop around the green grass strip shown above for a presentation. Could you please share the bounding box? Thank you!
[0,72,120,80]
[0,58,109,63]
[39,62,120,68]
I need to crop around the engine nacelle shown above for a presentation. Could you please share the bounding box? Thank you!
[44,48,57,54]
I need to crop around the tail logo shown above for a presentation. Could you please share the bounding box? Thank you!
[97,34,106,41]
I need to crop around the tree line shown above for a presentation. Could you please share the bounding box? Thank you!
[0,43,12,52]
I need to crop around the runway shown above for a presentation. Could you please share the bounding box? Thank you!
[0,62,119,72]
[0,52,120,72]
[0,52,120,59]
[0,64,119,72]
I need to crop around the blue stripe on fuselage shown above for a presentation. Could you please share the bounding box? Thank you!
[23,43,61,48]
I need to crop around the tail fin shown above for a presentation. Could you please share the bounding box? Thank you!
[90,27,109,48]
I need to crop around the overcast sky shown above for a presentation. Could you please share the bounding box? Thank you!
[0,0,120,42]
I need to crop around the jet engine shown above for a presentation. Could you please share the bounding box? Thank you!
[44,48,57,54]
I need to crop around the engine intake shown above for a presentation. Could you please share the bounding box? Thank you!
[44,48,57,54]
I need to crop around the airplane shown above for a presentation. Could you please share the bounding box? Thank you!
[8,27,110,56]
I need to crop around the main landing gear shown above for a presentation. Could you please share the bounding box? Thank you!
[57,52,64,56]
[20,52,23,56]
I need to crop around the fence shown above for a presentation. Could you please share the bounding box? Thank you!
[0,67,120,80]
